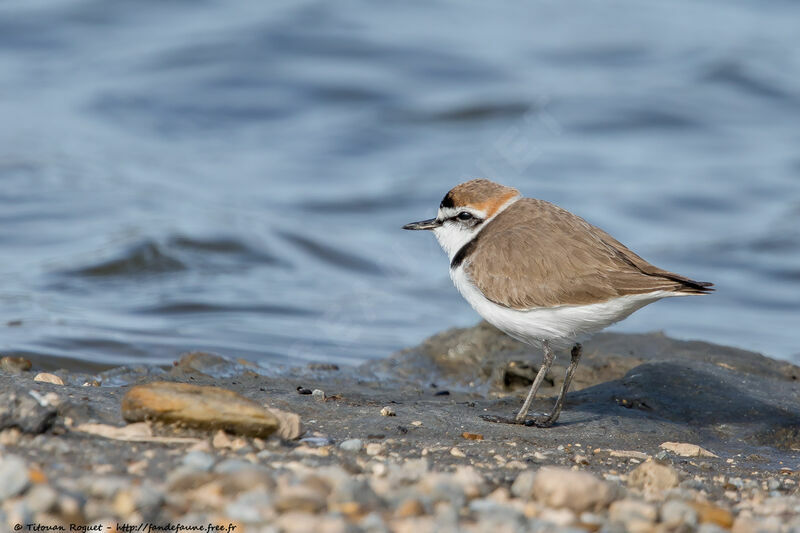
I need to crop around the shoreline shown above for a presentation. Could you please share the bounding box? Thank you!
[2,322,799,532]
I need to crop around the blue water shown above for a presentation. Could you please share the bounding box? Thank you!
[1,1,798,367]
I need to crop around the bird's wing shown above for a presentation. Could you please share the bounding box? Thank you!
[463,199,712,310]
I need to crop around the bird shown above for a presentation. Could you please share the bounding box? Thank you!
[403,178,713,427]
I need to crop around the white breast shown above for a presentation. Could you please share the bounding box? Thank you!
[450,264,682,347]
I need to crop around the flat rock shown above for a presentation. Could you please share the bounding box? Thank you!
[660,442,719,458]
[121,381,279,438]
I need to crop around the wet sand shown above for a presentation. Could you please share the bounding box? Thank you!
[1,322,799,532]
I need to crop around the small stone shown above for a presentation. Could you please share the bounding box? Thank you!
[411,421,422,426]
[212,429,232,448]
[654,450,670,462]
[0,356,32,373]
[380,406,396,417]
[395,498,425,518]
[366,442,384,456]
[659,441,718,458]
[450,447,466,458]
[462,432,483,440]
[311,389,326,401]
[697,524,730,533]
[609,499,657,525]
[339,439,363,452]
[25,484,58,513]
[511,470,537,499]
[660,500,698,527]
[214,458,254,474]
[182,451,216,472]
[121,381,279,438]
[0,428,21,445]
[275,485,327,514]
[530,467,616,513]
[628,459,681,492]
[270,407,304,440]
[0,455,30,500]
[732,515,781,533]
[537,507,576,527]
[33,372,64,385]
[689,501,734,528]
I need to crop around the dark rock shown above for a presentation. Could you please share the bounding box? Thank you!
[0,386,57,434]
[171,351,247,378]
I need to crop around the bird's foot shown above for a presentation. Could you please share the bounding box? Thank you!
[480,413,556,427]
[528,413,556,428]
[480,414,525,425]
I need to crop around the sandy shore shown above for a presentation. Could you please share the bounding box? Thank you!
[1,322,799,532]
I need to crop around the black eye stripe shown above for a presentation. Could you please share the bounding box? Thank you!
[446,212,482,223]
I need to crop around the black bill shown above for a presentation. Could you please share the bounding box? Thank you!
[402,218,441,230]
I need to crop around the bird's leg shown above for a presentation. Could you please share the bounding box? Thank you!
[514,340,555,423]
[531,343,582,428]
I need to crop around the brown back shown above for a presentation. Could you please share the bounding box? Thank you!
[462,198,713,309]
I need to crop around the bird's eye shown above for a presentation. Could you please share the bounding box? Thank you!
[457,212,473,221]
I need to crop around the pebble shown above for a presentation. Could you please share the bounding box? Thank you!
[395,498,425,518]
[271,407,304,440]
[661,500,698,527]
[530,467,616,513]
[0,455,31,501]
[212,430,247,450]
[275,485,327,514]
[538,507,577,527]
[312,389,326,401]
[33,372,64,385]
[181,451,216,472]
[25,484,58,513]
[339,438,363,452]
[366,442,384,456]
[0,356,32,373]
[449,447,466,458]
[628,459,681,492]
[609,499,657,525]
[510,470,536,499]
[214,458,255,474]
[380,406,396,417]
[122,381,279,438]
[689,501,734,528]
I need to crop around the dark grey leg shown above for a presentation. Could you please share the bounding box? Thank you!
[514,340,555,422]
[531,343,582,427]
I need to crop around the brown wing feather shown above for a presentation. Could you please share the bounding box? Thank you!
[463,199,713,310]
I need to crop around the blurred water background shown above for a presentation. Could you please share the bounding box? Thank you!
[1,1,798,368]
